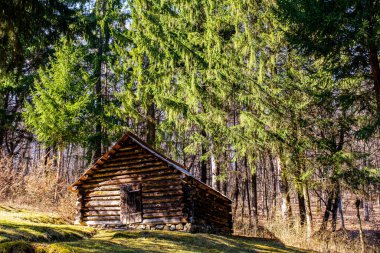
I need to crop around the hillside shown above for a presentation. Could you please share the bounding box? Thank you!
[0,206,309,253]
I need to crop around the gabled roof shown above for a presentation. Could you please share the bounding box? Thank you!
[69,131,231,202]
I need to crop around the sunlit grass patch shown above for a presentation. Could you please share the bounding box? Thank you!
[0,205,310,253]
[43,230,309,253]
[0,206,65,225]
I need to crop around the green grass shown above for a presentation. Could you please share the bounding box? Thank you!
[0,205,310,253]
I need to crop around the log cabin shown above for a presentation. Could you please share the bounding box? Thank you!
[69,132,233,234]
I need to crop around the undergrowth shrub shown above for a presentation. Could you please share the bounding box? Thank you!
[267,217,378,253]
[0,154,76,222]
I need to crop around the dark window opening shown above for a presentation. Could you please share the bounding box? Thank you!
[120,183,142,224]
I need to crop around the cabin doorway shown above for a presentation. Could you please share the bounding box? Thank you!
[120,183,142,224]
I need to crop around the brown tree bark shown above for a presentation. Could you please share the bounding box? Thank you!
[146,97,156,146]
[277,155,292,220]
[368,46,380,114]
[233,160,240,218]
[298,191,306,225]
[269,152,277,219]
[331,187,340,231]
[355,199,365,253]
[210,143,219,190]
[303,183,313,238]
[320,191,333,231]
[200,130,208,184]
[251,166,258,231]
[338,197,345,230]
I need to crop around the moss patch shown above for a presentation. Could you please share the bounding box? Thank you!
[0,205,310,253]
[0,241,34,253]
[40,230,309,253]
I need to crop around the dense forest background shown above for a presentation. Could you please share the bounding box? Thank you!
[0,0,379,251]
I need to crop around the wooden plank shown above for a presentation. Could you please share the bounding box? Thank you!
[84,185,120,192]
[83,207,121,211]
[142,217,187,224]
[84,220,123,226]
[143,207,183,213]
[84,175,179,189]
[84,200,120,207]
[98,161,165,172]
[83,216,121,221]
[113,149,145,156]
[143,202,184,209]
[142,185,182,193]
[93,166,166,178]
[142,174,180,182]
[142,191,182,198]
[143,211,183,219]
[83,210,120,216]
[81,178,141,189]
[88,167,172,183]
[108,155,157,164]
[84,196,120,201]
[142,196,183,204]
[105,154,157,164]
[142,180,181,187]
[86,190,120,197]
[117,145,141,152]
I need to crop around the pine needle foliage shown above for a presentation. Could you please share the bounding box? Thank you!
[23,40,93,148]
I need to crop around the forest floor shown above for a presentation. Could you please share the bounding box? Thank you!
[0,205,311,253]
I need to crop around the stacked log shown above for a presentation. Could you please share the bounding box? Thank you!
[72,137,233,233]
[74,190,85,225]
[183,178,233,234]
[77,141,186,227]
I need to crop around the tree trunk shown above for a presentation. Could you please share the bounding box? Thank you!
[200,130,208,184]
[251,167,258,232]
[303,183,313,239]
[277,156,292,220]
[321,191,333,230]
[244,157,252,229]
[146,97,156,146]
[331,188,340,231]
[364,199,370,222]
[298,191,306,225]
[262,156,269,221]
[54,148,63,203]
[233,160,240,218]
[93,1,106,161]
[0,92,9,148]
[241,174,246,226]
[210,144,218,190]
[269,152,277,219]
[355,199,365,253]
[338,197,345,230]
[44,147,51,166]
[368,46,380,114]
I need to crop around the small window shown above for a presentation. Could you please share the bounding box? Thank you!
[120,184,142,224]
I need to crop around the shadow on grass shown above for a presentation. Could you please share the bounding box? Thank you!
[46,239,165,253]
[0,229,311,253]
[105,230,311,253]
[0,223,92,243]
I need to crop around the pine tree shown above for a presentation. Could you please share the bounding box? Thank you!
[276,0,380,115]
[23,40,93,150]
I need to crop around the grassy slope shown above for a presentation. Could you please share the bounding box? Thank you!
[0,206,310,253]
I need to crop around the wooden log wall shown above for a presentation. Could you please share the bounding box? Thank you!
[76,140,187,227]
[184,178,233,234]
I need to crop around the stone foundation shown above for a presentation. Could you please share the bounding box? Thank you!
[127,223,192,232]
[91,222,229,234]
